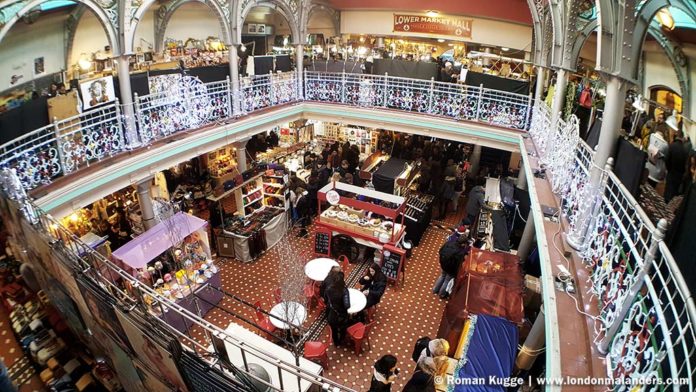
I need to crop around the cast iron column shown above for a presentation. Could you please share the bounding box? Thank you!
[228,45,240,115]
[550,69,568,128]
[296,44,304,99]
[136,178,156,230]
[116,55,140,148]
[469,144,482,177]
[516,211,535,263]
[534,66,545,104]
[591,76,627,182]
[515,305,545,372]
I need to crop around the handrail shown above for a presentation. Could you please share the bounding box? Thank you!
[0,189,354,392]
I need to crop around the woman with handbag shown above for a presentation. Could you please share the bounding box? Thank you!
[325,274,351,345]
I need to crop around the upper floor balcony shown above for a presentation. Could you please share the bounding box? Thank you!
[0,71,694,391]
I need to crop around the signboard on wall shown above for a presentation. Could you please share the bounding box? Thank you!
[79,75,116,110]
[393,14,472,38]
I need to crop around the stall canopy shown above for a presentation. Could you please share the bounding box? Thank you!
[112,212,207,269]
[372,158,408,195]
[452,314,518,391]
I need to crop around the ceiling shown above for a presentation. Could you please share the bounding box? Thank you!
[325,0,533,25]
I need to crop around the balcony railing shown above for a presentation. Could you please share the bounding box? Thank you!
[303,71,532,130]
[0,73,694,389]
[528,103,696,389]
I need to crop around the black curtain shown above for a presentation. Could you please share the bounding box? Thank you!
[373,59,438,80]
[0,96,49,145]
[667,182,696,294]
[613,138,646,198]
[463,71,530,95]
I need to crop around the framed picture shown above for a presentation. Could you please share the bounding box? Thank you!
[257,24,266,34]
[79,75,116,110]
[136,54,145,64]
[143,52,153,62]
[248,24,257,33]
[34,57,45,76]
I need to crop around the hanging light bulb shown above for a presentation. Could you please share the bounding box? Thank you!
[240,44,247,52]
[657,8,675,30]
[78,53,92,71]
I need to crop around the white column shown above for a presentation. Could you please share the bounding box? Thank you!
[591,76,627,182]
[296,44,304,99]
[515,305,545,372]
[137,178,156,230]
[516,163,527,190]
[534,66,545,104]
[550,69,568,128]
[516,211,535,262]
[234,140,248,172]
[469,144,482,176]
[116,55,140,148]
[228,45,240,115]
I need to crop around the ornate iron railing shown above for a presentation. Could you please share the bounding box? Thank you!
[303,71,533,130]
[0,171,355,392]
[528,103,696,389]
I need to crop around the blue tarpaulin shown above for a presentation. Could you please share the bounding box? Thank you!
[451,314,518,392]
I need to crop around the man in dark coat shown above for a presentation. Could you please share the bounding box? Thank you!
[432,236,469,299]
[463,178,488,225]
[665,131,688,202]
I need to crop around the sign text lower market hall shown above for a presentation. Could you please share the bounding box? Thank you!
[393,14,473,38]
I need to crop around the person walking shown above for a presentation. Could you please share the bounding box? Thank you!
[433,236,469,299]
[368,355,399,392]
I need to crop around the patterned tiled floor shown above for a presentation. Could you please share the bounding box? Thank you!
[185,215,456,391]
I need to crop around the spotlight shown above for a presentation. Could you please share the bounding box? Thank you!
[426,10,439,17]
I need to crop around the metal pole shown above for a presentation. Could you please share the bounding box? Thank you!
[225,76,233,117]
[303,69,308,100]
[383,72,389,107]
[597,219,669,354]
[341,71,346,103]
[229,45,240,116]
[590,75,627,184]
[53,119,67,176]
[113,98,125,152]
[296,43,304,100]
[516,211,535,263]
[475,84,484,121]
[550,69,568,129]
[269,71,275,106]
[137,177,157,230]
[469,144,482,176]
[428,77,435,114]
[534,66,545,104]
[515,305,545,371]
[516,162,527,190]
[116,54,140,149]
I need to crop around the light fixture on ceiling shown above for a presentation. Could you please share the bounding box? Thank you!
[657,8,675,30]
[426,10,439,17]
[78,53,92,71]
[240,44,247,52]
[501,47,510,52]
[359,36,365,43]
[437,39,445,43]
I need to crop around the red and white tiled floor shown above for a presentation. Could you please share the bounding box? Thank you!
[185,202,463,391]
[0,304,46,391]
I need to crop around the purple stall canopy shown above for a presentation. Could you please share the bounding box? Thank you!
[111,212,207,269]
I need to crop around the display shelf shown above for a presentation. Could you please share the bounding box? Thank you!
[242,187,262,198]
[244,195,264,206]
[263,182,283,187]
[264,193,285,199]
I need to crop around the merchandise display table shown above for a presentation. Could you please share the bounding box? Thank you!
[222,208,287,262]
[304,258,339,281]
[269,301,307,329]
[222,323,322,392]
[158,271,224,332]
[346,288,367,314]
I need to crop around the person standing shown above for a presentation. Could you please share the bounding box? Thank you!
[433,236,469,299]
[645,130,669,188]
[665,131,688,202]
[325,275,350,345]
[463,177,488,225]
[368,355,399,392]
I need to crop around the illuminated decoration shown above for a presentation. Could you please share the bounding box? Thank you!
[657,8,675,30]
[136,76,230,144]
[78,53,92,71]
[304,71,530,129]
[238,73,298,114]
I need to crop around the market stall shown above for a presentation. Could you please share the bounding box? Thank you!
[111,212,223,332]
[220,206,287,262]
[316,181,407,282]
[436,248,523,355]
[371,158,420,196]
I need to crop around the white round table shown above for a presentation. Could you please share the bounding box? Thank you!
[304,258,339,281]
[269,301,307,330]
[347,288,367,314]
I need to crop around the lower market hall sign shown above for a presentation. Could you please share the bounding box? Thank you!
[393,14,473,38]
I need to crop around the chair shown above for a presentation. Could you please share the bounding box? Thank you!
[253,301,277,339]
[271,288,282,304]
[303,281,317,308]
[338,255,350,271]
[304,327,332,369]
[346,321,375,355]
